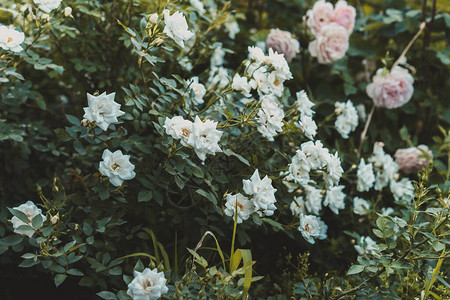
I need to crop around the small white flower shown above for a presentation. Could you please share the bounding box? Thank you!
[83,92,125,131]
[390,178,415,202]
[324,152,343,187]
[267,48,292,80]
[99,149,136,187]
[298,214,326,244]
[231,74,254,97]
[252,69,271,95]
[190,0,206,14]
[301,140,329,170]
[225,20,240,39]
[334,100,358,139]
[289,150,311,185]
[10,201,47,238]
[355,236,380,257]
[207,67,230,90]
[356,158,375,192]
[242,169,277,217]
[0,26,25,52]
[257,95,285,141]
[297,114,317,140]
[149,13,158,24]
[324,185,346,214]
[187,116,223,161]
[211,46,225,67]
[64,7,73,17]
[163,116,193,146]
[178,56,193,71]
[369,142,399,190]
[267,72,285,97]
[353,197,370,215]
[380,207,394,216]
[224,193,254,223]
[127,268,169,300]
[248,46,266,63]
[290,196,306,215]
[304,186,322,215]
[187,77,206,105]
[163,11,194,48]
[33,0,62,13]
[296,90,315,117]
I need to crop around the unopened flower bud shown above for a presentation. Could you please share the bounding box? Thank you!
[41,13,50,21]
[74,223,79,230]
[149,13,158,24]
[81,119,89,127]
[64,7,72,17]
[154,38,164,46]
[51,214,59,224]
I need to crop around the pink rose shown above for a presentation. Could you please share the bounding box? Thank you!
[394,145,432,174]
[332,0,356,33]
[366,66,414,109]
[266,29,300,62]
[308,22,349,64]
[306,0,334,36]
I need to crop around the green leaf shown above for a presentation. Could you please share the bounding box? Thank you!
[174,175,185,190]
[138,190,153,202]
[347,264,365,275]
[67,268,84,276]
[32,214,44,229]
[8,207,31,224]
[97,291,118,300]
[66,114,80,126]
[54,274,67,287]
[0,235,23,246]
[376,216,387,231]
[373,229,384,238]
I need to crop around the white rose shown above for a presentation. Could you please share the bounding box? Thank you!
[324,185,346,214]
[163,116,193,146]
[355,236,380,257]
[99,149,136,187]
[231,74,254,97]
[10,201,47,238]
[304,186,322,215]
[242,169,277,217]
[83,92,125,131]
[0,26,25,53]
[224,193,254,223]
[33,0,62,13]
[127,268,169,300]
[163,11,194,48]
[257,95,285,141]
[248,46,266,63]
[298,214,326,244]
[149,13,158,24]
[289,150,311,185]
[296,90,315,117]
[225,20,240,39]
[297,114,317,140]
[353,197,370,215]
[187,116,223,161]
[187,77,206,105]
[390,178,415,202]
[356,158,375,192]
[324,152,344,187]
[290,196,306,215]
[334,100,358,139]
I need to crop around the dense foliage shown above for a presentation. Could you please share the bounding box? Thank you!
[0,0,449,299]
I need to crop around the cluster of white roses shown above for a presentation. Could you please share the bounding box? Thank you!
[224,169,277,223]
[0,25,25,53]
[164,116,223,161]
[296,90,317,140]
[334,100,359,139]
[354,142,416,215]
[306,0,356,64]
[282,140,345,244]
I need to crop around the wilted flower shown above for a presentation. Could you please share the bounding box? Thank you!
[266,29,300,62]
[224,193,254,223]
[290,196,306,215]
[355,236,380,257]
[33,0,62,13]
[83,92,125,131]
[390,178,415,202]
[334,100,358,139]
[306,0,335,36]
[257,95,285,141]
[164,116,193,146]
[127,268,169,300]
[187,77,206,105]
[308,22,349,64]
[163,11,194,48]
[394,145,432,174]
[353,197,370,215]
[356,159,375,192]
[99,149,136,187]
[366,66,414,109]
[10,201,47,238]
[298,214,327,244]
[304,186,323,215]
[187,116,223,161]
[243,169,277,217]
[324,185,346,214]
[0,26,25,52]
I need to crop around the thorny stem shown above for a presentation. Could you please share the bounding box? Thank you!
[357,105,375,158]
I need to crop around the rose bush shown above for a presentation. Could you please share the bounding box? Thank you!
[0,0,448,299]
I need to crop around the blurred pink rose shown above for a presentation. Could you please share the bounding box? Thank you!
[306,0,334,36]
[394,145,432,174]
[366,66,414,109]
[266,29,300,62]
[333,0,356,33]
[308,22,349,64]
